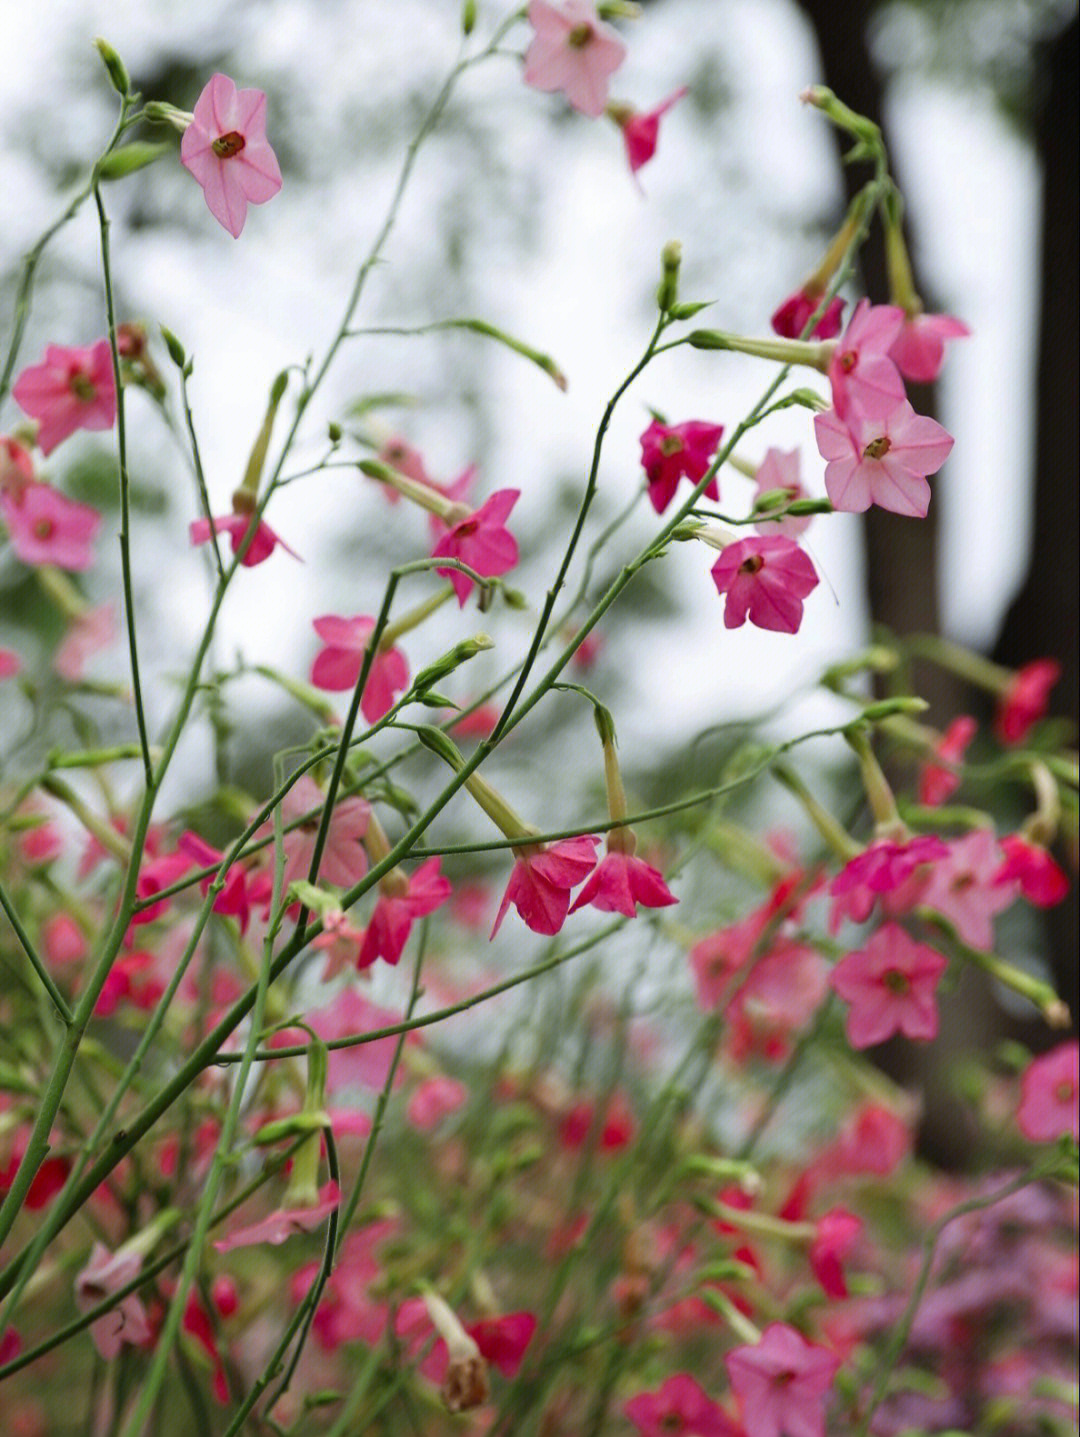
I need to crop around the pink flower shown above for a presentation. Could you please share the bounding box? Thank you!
[995,658,1060,745]
[491,834,599,937]
[1017,1041,1079,1143]
[357,857,453,968]
[826,299,906,420]
[42,912,88,967]
[177,829,251,932]
[523,0,627,118]
[828,1102,911,1177]
[814,398,954,517]
[752,447,812,539]
[180,74,283,238]
[710,534,819,634]
[376,435,432,496]
[624,1372,741,1436]
[771,289,846,341]
[726,1323,839,1437]
[131,849,199,926]
[889,312,970,383]
[0,648,20,679]
[311,908,367,982]
[612,87,688,174]
[277,774,370,891]
[213,1181,340,1252]
[918,714,977,807]
[569,849,678,917]
[995,834,1069,907]
[809,1208,862,1299]
[830,922,948,1048]
[468,1311,537,1378]
[12,340,117,455]
[2,482,102,571]
[407,1075,468,1131]
[423,463,478,542]
[305,989,414,1094]
[0,434,35,500]
[432,488,520,605]
[74,1243,151,1361]
[190,509,299,566]
[53,602,117,682]
[310,615,409,722]
[919,829,1017,950]
[639,418,724,514]
[829,834,948,930]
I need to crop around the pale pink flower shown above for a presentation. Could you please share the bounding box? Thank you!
[0,435,35,500]
[180,73,282,237]
[919,829,1017,950]
[277,774,369,891]
[753,447,812,539]
[639,418,724,514]
[995,658,1060,745]
[311,908,367,982]
[771,289,845,341]
[407,1075,468,1131]
[306,989,414,1093]
[569,849,677,918]
[830,922,947,1048]
[190,510,299,566]
[491,834,599,937]
[710,534,819,634]
[918,714,977,807]
[726,1323,839,1437]
[612,87,688,175]
[53,602,117,682]
[309,615,409,722]
[358,857,452,968]
[523,0,627,118]
[690,908,771,1012]
[376,435,432,498]
[213,1180,340,1252]
[74,1243,151,1361]
[432,488,520,605]
[0,648,20,679]
[889,312,970,383]
[12,340,116,455]
[809,1208,862,1299]
[827,298,906,419]
[995,834,1069,907]
[813,398,954,517]
[624,1372,741,1436]
[2,482,102,571]
[1017,1041,1079,1144]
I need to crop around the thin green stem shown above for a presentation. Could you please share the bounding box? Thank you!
[0,881,73,1025]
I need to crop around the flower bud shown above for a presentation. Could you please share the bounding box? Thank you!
[94,38,130,96]
[656,240,682,313]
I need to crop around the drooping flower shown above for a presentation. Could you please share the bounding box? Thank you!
[177,829,251,932]
[74,1243,152,1361]
[276,774,370,892]
[569,848,677,918]
[830,922,948,1048]
[828,834,948,931]
[1017,1041,1079,1144]
[624,1372,741,1437]
[808,1208,863,1299]
[180,73,283,237]
[829,1102,911,1177]
[995,658,1060,745]
[53,602,117,683]
[726,1323,839,1437]
[523,0,627,118]
[995,834,1069,907]
[710,534,819,634]
[609,87,688,175]
[826,298,906,420]
[213,1181,340,1252]
[918,714,977,807]
[813,398,954,517]
[752,447,812,539]
[2,482,102,571]
[309,614,409,722]
[771,288,845,341]
[432,488,520,605]
[357,856,453,968]
[491,835,599,937]
[889,311,970,383]
[12,340,117,455]
[190,509,299,566]
[639,418,724,514]
[919,829,1017,950]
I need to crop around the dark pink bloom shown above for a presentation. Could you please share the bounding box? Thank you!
[177,830,251,932]
[469,1311,537,1378]
[624,1372,741,1436]
[1017,1041,1079,1143]
[829,834,948,931]
[710,534,819,634]
[639,418,724,514]
[918,714,977,807]
[357,857,453,968]
[180,74,282,237]
[559,1091,635,1151]
[614,87,688,174]
[53,602,117,682]
[995,658,1060,745]
[423,463,478,541]
[523,0,627,118]
[771,289,845,341]
[131,849,199,926]
[491,835,599,937]
[213,1181,340,1252]
[2,482,102,571]
[0,434,35,500]
[407,1075,468,1131]
[276,774,370,891]
[569,849,677,917]
[74,1243,151,1361]
[752,447,812,539]
[726,1323,839,1437]
[814,399,954,517]
[995,834,1069,907]
[0,648,19,679]
[190,510,299,566]
[830,922,948,1048]
[920,829,1017,950]
[809,1208,862,1299]
[827,298,906,420]
[432,488,520,605]
[889,311,970,383]
[12,340,116,455]
[310,614,409,722]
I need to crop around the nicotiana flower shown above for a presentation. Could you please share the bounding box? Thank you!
[710,534,819,634]
[53,602,117,683]
[569,849,678,918]
[190,508,300,566]
[752,447,812,539]
[74,1243,152,1361]
[995,657,1060,745]
[309,615,410,722]
[889,311,970,383]
[771,288,845,341]
[639,418,724,513]
[830,923,948,1048]
[918,714,977,807]
[809,1208,862,1299]
[828,834,948,931]
[432,488,520,605]
[213,1181,340,1252]
[0,434,35,499]
[624,1372,741,1437]
[2,482,102,571]
[919,828,1017,950]
[726,1323,839,1437]
[492,835,599,937]
[406,1075,468,1131]
[275,775,370,892]
[1017,1041,1079,1144]
[12,340,117,455]
[814,398,954,517]
[180,73,283,237]
[826,298,906,420]
[608,87,688,176]
[995,834,1069,907]
[523,0,627,118]
[357,856,453,968]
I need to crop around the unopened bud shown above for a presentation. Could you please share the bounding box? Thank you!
[94,38,130,96]
[461,0,477,34]
[656,240,682,313]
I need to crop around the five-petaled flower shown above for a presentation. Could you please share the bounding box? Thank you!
[1,482,102,572]
[213,1181,341,1252]
[752,447,812,540]
[12,340,117,455]
[523,0,627,118]
[814,397,954,517]
[640,418,724,514]
[726,1323,839,1437]
[826,298,906,420]
[190,508,300,566]
[310,614,410,722]
[181,73,283,237]
[624,1371,741,1436]
[710,534,819,634]
[830,922,948,1048]
[1016,1041,1079,1144]
[569,848,678,918]
[492,835,599,937]
[432,488,520,606]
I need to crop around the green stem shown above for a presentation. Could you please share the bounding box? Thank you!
[0,882,73,1025]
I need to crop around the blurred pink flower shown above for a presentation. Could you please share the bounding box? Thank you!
[0,435,35,501]
[523,0,627,118]
[432,488,520,605]
[995,657,1060,745]
[752,447,812,539]
[41,912,88,967]
[829,834,948,931]
[814,398,954,517]
[726,1323,839,1437]
[889,311,970,382]
[918,714,977,807]
[177,829,251,932]
[190,509,299,566]
[830,922,947,1048]
[2,482,102,571]
[771,288,845,341]
[920,829,1016,950]
[311,908,367,982]
[407,1074,468,1131]
[53,602,117,682]
[74,1243,151,1361]
[492,835,599,937]
[310,615,409,722]
[277,774,370,891]
[827,298,906,420]
[12,340,116,455]
[306,989,414,1093]
[710,534,819,633]
[180,73,282,237]
[995,834,1069,907]
[358,857,453,968]
[569,849,677,917]
[1017,1041,1079,1143]
[625,1372,741,1436]
[213,1181,340,1252]
[612,87,688,175]
[0,648,20,679]
[809,1208,863,1299]
[639,418,724,513]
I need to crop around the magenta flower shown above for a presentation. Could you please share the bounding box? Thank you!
[889,311,970,383]
[53,602,117,683]
[569,849,677,918]
[180,74,282,238]
[12,340,116,455]
[710,534,819,634]
[74,1243,151,1361]
[276,774,370,891]
[190,509,299,566]
[752,447,812,539]
[995,834,1069,907]
[1017,1041,1079,1144]
[808,1208,863,1299]
[995,658,1060,745]
[432,488,520,605]
[177,830,251,932]
[830,922,948,1048]
[612,87,688,175]
[491,834,599,937]
[918,714,977,807]
[829,834,948,931]
[213,1181,340,1253]
[813,398,954,517]
[826,298,906,420]
[919,829,1017,950]
[2,482,102,571]
[469,1311,537,1378]
[310,615,409,722]
[771,288,845,341]
[639,418,724,514]
[523,0,627,118]
[726,1323,839,1437]
[624,1372,741,1436]
[0,648,20,679]
[357,856,453,968]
